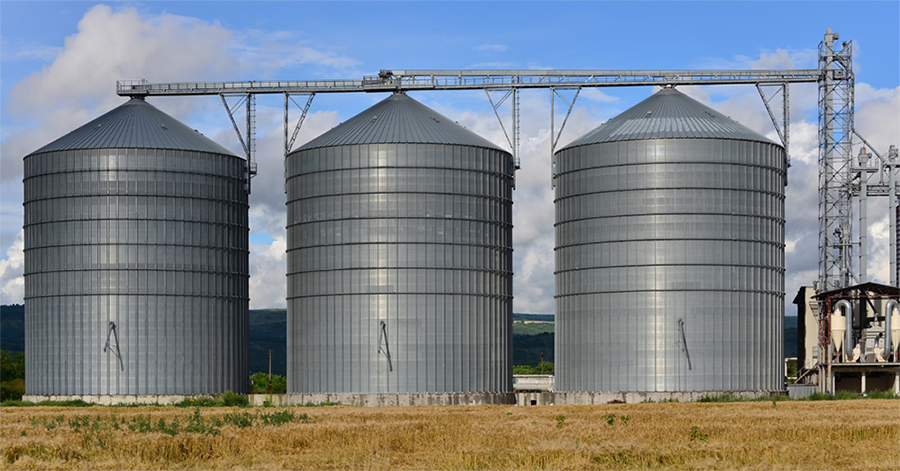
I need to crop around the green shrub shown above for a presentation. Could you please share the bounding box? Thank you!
[698,392,743,403]
[0,378,25,401]
[174,392,248,407]
[259,410,296,426]
[512,362,554,375]
[250,372,287,394]
[217,390,249,407]
[223,411,255,428]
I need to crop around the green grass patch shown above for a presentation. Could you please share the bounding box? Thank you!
[172,390,249,408]
[21,407,309,438]
[1,399,94,407]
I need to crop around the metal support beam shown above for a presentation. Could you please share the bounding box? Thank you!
[284,93,316,157]
[222,94,250,156]
[485,89,516,154]
[756,82,791,171]
[550,87,581,188]
[283,92,315,194]
[550,87,581,154]
[221,93,257,193]
[485,88,521,187]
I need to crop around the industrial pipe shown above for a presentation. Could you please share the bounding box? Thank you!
[889,145,898,287]
[887,299,899,362]
[835,300,853,362]
[859,148,870,283]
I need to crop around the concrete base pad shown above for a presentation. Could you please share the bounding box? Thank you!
[554,390,785,404]
[248,394,286,406]
[516,392,554,406]
[286,392,516,407]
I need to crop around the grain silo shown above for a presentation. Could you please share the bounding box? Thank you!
[553,87,786,402]
[285,92,514,405]
[23,97,249,402]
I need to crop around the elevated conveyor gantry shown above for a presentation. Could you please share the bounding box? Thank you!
[116,30,898,292]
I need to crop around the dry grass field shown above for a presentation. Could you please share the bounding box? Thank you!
[1,400,898,470]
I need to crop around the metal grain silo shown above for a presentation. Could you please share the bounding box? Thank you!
[23,98,249,400]
[553,87,785,398]
[285,93,514,404]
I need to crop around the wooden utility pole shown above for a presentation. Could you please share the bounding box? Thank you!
[268,350,273,395]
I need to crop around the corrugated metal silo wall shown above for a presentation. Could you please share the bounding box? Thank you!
[554,139,785,392]
[286,143,514,394]
[23,149,249,395]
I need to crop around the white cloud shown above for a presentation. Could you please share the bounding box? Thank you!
[749,48,817,70]
[232,29,361,72]
[467,62,518,69]
[0,230,24,304]
[2,5,240,183]
[580,89,619,104]
[8,6,238,115]
[1,5,362,185]
[854,85,900,154]
[0,37,64,62]
[473,44,507,53]
[0,5,363,309]
[249,236,287,309]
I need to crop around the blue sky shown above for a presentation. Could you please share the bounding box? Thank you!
[1,1,898,312]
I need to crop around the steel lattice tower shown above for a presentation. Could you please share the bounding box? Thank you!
[817,29,855,291]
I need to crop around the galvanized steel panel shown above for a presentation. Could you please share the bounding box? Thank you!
[24,111,249,396]
[554,96,786,393]
[287,134,514,394]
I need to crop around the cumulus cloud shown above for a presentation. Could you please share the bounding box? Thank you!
[467,62,519,69]
[232,29,361,72]
[2,5,240,183]
[0,230,24,304]
[749,48,818,70]
[249,236,287,309]
[0,5,361,309]
[0,37,64,62]
[473,44,507,53]
[580,89,619,104]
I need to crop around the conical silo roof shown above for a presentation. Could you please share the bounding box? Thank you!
[28,97,237,156]
[559,87,778,150]
[297,92,505,152]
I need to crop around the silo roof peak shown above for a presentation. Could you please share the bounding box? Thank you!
[28,98,238,157]
[296,93,506,152]
[559,87,779,151]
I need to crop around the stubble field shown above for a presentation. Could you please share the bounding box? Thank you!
[1,400,898,470]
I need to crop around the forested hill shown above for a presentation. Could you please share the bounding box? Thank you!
[0,305,24,353]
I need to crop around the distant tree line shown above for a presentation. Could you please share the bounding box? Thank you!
[513,362,554,375]
[1,351,25,401]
